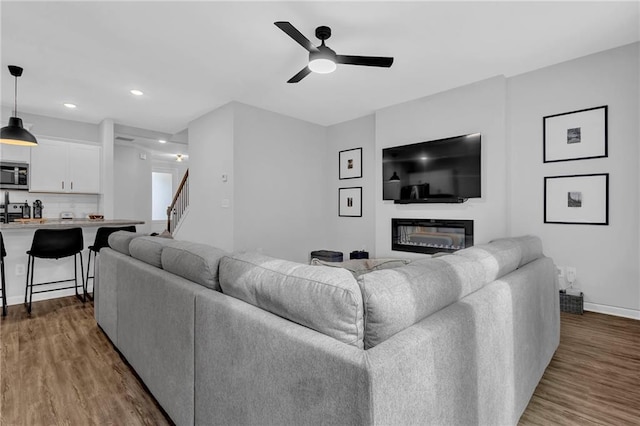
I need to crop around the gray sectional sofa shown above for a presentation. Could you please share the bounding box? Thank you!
[95,233,560,426]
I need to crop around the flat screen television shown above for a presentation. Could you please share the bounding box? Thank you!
[382,133,481,203]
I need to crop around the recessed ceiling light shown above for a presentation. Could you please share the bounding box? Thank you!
[63,103,77,109]
[158,139,167,144]
[130,89,143,96]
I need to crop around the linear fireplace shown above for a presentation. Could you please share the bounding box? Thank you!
[392,218,474,255]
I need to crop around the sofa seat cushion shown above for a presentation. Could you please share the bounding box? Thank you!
[219,252,364,348]
[129,236,176,268]
[310,258,411,277]
[161,241,227,291]
[358,255,485,349]
[108,231,146,256]
[455,235,543,282]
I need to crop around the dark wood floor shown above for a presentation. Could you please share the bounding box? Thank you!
[1,297,638,425]
[519,310,640,426]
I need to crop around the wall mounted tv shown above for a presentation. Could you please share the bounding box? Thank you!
[383,133,481,203]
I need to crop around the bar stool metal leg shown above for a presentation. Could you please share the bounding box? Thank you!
[27,255,34,314]
[77,252,85,303]
[1,231,6,317]
[85,249,94,301]
[1,255,6,317]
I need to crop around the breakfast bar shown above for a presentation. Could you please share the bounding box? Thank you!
[0,219,144,310]
[0,218,144,230]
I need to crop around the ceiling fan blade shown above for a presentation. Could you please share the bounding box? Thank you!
[275,22,318,53]
[287,66,312,83]
[336,55,394,68]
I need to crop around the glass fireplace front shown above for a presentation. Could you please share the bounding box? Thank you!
[392,218,474,255]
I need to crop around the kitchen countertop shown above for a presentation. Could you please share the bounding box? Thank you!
[0,219,145,230]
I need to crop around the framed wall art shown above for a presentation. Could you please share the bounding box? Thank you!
[338,187,362,217]
[543,105,607,163]
[339,147,362,179]
[544,173,609,225]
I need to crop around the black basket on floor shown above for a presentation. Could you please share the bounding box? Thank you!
[559,290,583,314]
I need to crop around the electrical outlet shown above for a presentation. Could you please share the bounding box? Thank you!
[15,264,26,276]
[566,267,577,284]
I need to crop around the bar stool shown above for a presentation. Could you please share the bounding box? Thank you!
[1,232,7,316]
[24,227,85,314]
[85,225,136,299]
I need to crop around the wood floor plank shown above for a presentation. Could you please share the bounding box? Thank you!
[1,298,638,425]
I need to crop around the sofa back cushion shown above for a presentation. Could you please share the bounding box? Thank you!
[358,255,485,349]
[129,236,176,268]
[108,231,146,256]
[455,235,543,282]
[219,252,364,348]
[161,241,227,291]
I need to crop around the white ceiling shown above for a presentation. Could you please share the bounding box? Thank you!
[1,1,638,136]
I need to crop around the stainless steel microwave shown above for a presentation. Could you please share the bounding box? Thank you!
[0,161,29,190]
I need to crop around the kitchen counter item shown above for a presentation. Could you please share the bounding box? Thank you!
[32,200,43,219]
[13,218,47,224]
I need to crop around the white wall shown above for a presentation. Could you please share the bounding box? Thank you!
[181,102,328,262]
[178,104,235,250]
[374,76,508,258]
[325,114,376,258]
[508,42,639,318]
[114,145,152,233]
[233,103,328,262]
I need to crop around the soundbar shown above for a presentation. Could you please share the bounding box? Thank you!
[394,197,467,204]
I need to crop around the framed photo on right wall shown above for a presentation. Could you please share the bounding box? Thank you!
[544,173,609,225]
[543,105,608,163]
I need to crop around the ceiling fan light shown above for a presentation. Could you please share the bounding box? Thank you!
[308,58,336,74]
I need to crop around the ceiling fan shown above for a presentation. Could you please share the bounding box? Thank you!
[274,21,394,83]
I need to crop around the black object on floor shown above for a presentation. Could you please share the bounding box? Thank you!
[350,250,369,260]
[310,250,344,262]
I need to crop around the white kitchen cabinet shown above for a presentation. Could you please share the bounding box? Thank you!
[29,139,101,194]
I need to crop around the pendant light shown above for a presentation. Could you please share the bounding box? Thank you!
[389,171,400,182]
[1,65,38,146]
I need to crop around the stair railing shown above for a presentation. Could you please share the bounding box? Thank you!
[167,169,189,234]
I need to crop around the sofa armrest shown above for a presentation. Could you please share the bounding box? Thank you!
[194,290,371,426]
[363,281,517,426]
[363,256,559,426]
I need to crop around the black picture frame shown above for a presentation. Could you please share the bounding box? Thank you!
[339,148,363,179]
[338,187,362,217]
[543,105,608,163]
[544,173,609,225]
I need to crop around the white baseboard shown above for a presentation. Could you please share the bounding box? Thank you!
[6,288,79,307]
[584,302,640,320]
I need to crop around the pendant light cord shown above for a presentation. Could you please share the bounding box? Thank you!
[13,74,18,116]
